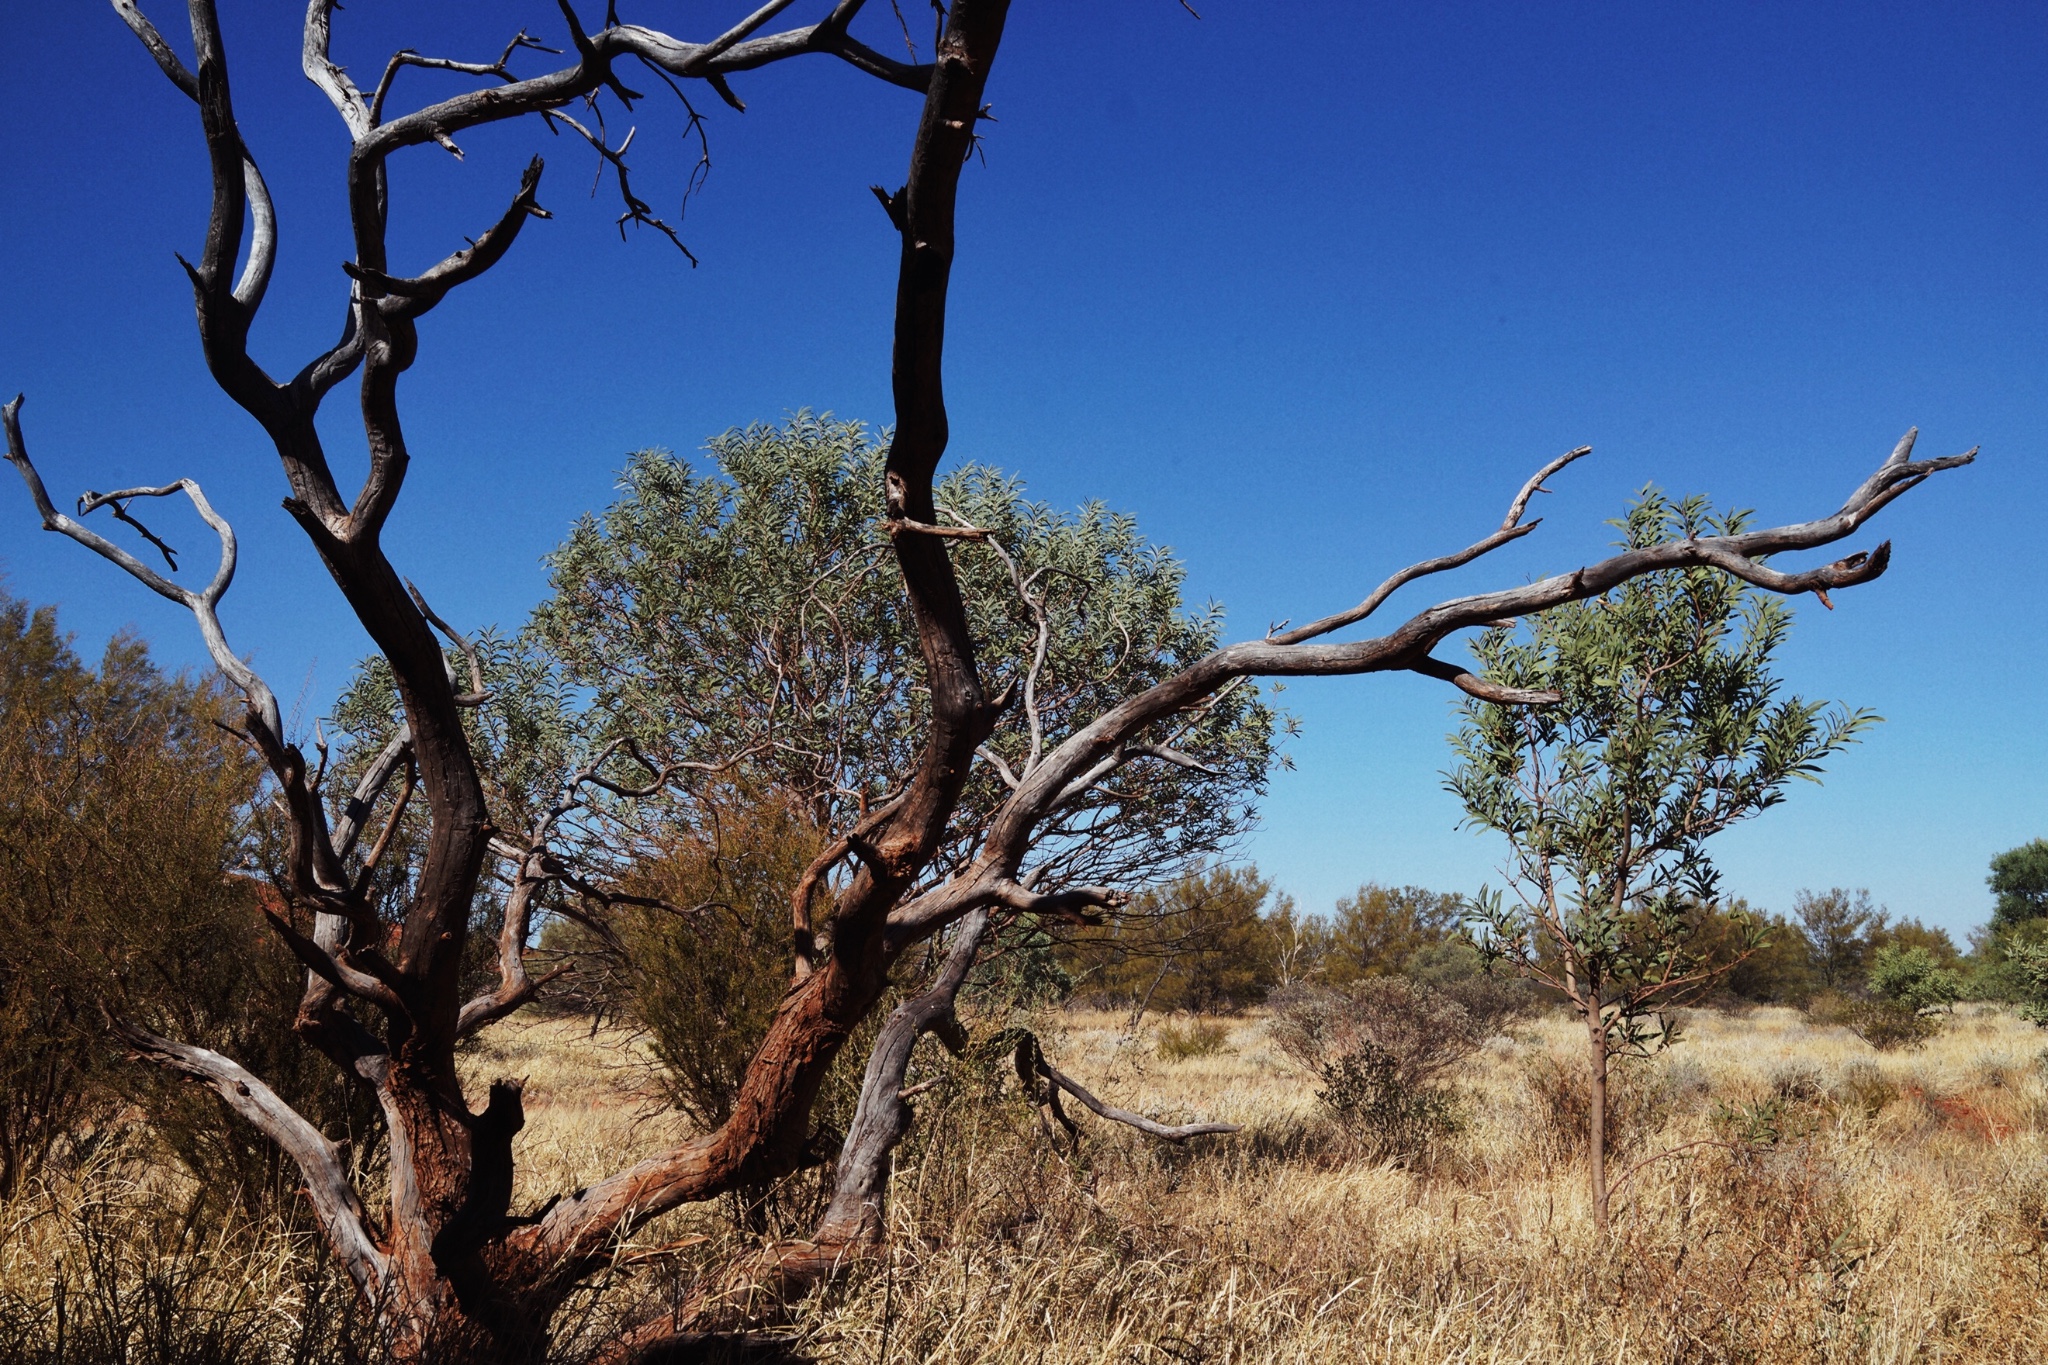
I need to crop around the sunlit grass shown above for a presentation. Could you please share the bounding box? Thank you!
[7,1004,2048,1362]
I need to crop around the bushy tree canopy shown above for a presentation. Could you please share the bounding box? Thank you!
[1452,491,1876,1034]
[330,416,1283,984]
[1989,839,2048,931]
[1061,864,1290,1014]
[1795,887,1886,991]
[1322,884,1463,985]
[527,415,1281,898]
[0,590,347,1203]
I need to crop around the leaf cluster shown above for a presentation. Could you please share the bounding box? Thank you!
[1448,489,1875,1045]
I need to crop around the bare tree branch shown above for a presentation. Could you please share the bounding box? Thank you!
[4,396,282,743]
[1271,445,1590,647]
[351,752,417,893]
[1019,1034,1241,1143]
[109,1018,387,1296]
[369,30,564,126]
[975,435,1974,883]
[344,159,553,325]
[262,907,409,1016]
[404,579,493,706]
[334,724,413,858]
[457,853,571,1036]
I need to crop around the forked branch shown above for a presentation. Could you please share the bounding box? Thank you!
[4,396,283,746]
[1270,445,1592,647]
[976,432,1975,884]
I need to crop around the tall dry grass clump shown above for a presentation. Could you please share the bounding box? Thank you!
[0,1146,366,1364]
[7,1007,2048,1362]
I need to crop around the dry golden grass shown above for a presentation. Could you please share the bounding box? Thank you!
[8,1004,2048,1362]
[775,1004,2048,1365]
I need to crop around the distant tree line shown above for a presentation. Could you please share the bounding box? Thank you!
[1052,861,2038,1027]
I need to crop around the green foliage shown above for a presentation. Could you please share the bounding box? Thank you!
[967,919,1077,1012]
[531,414,1281,891]
[1996,936,2048,1027]
[1268,974,1474,1158]
[1447,489,1872,1221]
[1804,939,1960,1052]
[1450,489,1876,1056]
[1321,884,1462,985]
[1813,995,1940,1051]
[1712,1094,1789,1147]
[1877,917,1962,968]
[0,590,360,1207]
[1394,937,1540,1036]
[1313,1044,1459,1158]
[321,417,1286,1149]
[1689,899,1816,1004]
[1867,944,1963,1016]
[1795,888,1885,991]
[1060,864,1286,1013]
[1988,839,2048,932]
[1155,1018,1231,1061]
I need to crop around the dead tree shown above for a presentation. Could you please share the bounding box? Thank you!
[5,2,1971,1360]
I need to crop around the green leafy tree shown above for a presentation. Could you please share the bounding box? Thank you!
[531,416,1282,910]
[1449,490,1875,1228]
[1795,887,1886,990]
[0,590,358,1206]
[1874,917,1960,968]
[1062,864,1286,1015]
[1830,943,1964,1050]
[2002,937,2048,1026]
[1322,884,1463,984]
[1689,899,1816,1004]
[1988,839,2048,931]
[335,417,1284,1126]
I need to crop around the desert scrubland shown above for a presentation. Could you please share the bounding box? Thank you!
[7,1003,2046,1364]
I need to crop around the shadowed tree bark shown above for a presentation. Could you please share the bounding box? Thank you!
[5,2,1973,1360]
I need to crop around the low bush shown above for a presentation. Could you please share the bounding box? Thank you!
[1268,976,1491,1087]
[1269,976,1494,1161]
[1805,989,1941,1051]
[1314,1043,1458,1158]
[1155,1018,1231,1061]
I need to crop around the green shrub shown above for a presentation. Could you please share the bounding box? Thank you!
[1832,1061,1901,1117]
[1804,944,1965,1051]
[1315,1042,1458,1158]
[2003,936,2048,1026]
[1155,1017,1231,1061]
[1869,944,1963,1015]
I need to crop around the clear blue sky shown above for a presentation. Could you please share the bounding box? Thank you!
[2,2,2041,938]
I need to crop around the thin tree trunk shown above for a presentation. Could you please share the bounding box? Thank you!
[1587,1008,1610,1231]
